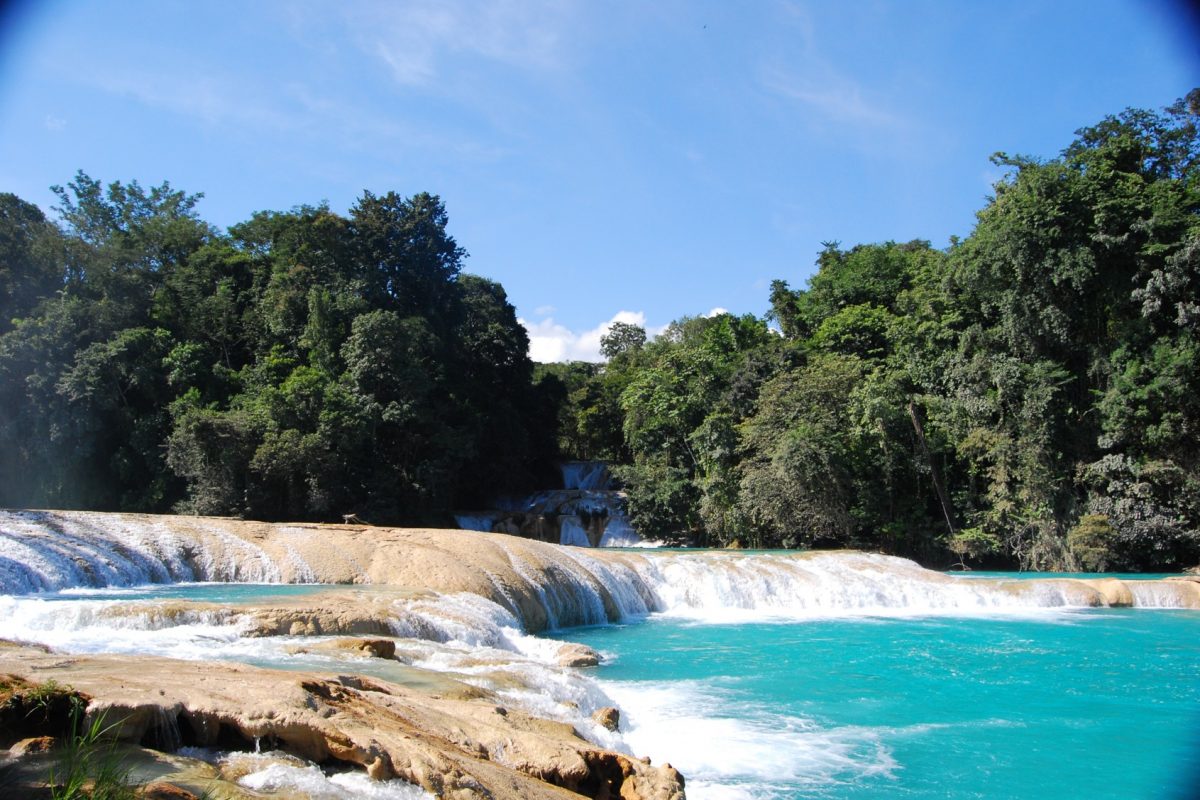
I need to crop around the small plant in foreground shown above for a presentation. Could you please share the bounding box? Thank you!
[49,704,136,800]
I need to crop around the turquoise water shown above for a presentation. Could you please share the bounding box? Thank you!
[10,574,1200,799]
[39,582,335,603]
[945,571,1177,580]
[560,610,1200,799]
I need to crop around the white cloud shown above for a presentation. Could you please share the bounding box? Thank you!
[763,68,906,129]
[81,66,506,167]
[347,0,576,87]
[521,316,575,362]
[704,307,730,317]
[759,3,912,134]
[520,310,661,363]
[86,69,302,131]
[44,114,66,132]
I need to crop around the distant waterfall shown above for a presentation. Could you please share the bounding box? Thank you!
[454,461,644,547]
[560,461,612,491]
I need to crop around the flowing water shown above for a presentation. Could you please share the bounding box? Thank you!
[3,513,1199,798]
[557,608,1200,799]
[454,460,646,547]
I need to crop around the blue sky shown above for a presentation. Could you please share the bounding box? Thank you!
[1,1,1196,361]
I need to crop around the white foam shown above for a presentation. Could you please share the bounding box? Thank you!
[236,759,433,799]
[0,510,287,593]
[602,678,899,797]
[621,551,1169,622]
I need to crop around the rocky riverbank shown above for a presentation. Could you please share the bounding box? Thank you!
[0,510,682,798]
[0,640,682,799]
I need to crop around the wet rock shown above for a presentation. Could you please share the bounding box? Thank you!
[556,643,601,667]
[286,637,396,660]
[592,706,620,732]
[139,782,200,800]
[8,735,55,755]
[0,644,687,800]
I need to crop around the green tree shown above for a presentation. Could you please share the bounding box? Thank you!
[349,191,464,323]
[736,355,865,548]
[600,321,646,360]
[0,193,62,335]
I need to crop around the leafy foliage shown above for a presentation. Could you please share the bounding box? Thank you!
[0,178,551,524]
[558,92,1200,569]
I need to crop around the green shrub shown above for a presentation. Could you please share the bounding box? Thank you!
[1068,514,1117,572]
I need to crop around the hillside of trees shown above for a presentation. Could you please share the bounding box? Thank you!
[546,92,1200,571]
[2,92,1197,570]
[0,181,558,524]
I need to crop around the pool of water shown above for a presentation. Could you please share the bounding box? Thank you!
[945,571,1178,581]
[558,609,1200,799]
[39,582,337,603]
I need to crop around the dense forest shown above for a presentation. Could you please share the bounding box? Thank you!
[2,93,1198,570]
[0,182,559,524]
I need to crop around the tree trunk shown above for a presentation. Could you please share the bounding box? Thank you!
[908,399,957,536]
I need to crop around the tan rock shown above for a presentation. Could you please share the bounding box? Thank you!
[243,592,405,638]
[1076,578,1134,607]
[0,644,684,800]
[286,637,397,660]
[139,782,200,800]
[556,643,601,668]
[8,735,55,755]
[592,706,619,732]
[3,510,661,632]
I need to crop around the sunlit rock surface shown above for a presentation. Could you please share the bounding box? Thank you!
[0,643,684,800]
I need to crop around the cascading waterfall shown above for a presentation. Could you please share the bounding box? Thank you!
[559,461,611,491]
[0,510,286,593]
[454,460,646,547]
[4,510,1199,623]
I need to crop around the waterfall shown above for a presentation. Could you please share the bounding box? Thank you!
[627,551,1104,619]
[3,511,1198,626]
[558,517,591,547]
[560,461,613,491]
[1127,580,1200,608]
[455,460,644,548]
[0,510,284,593]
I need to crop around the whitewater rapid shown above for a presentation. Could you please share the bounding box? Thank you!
[3,509,1199,621]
